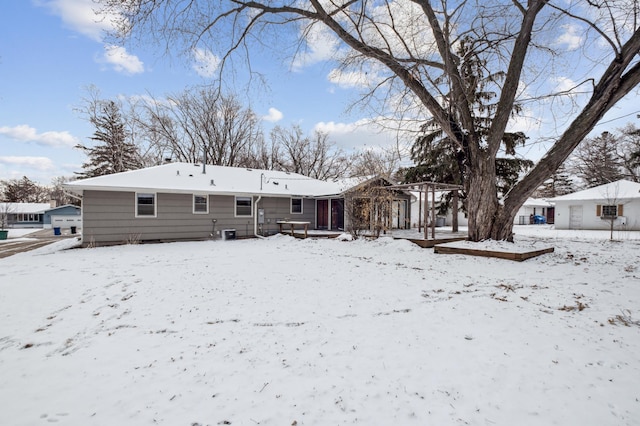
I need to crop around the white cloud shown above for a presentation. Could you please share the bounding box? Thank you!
[556,24,583,50]
[314,118,404,152]
[263,108,284,123]
[291,24,341,71]
[0,125,79,148]
[554,76,579,94]
[41,0,115,41]
[327,69,374,89]
[192,47,221,78]
[100,45,144,74]
[0,156,55,171]
[40,0,144,74]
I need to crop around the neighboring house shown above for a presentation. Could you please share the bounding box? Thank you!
[514,198,555,225]
[550,179,640,230]
[64,162,412,246]
[43,204,82,229]
[0,203,50,228]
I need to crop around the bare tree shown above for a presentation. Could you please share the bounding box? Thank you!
[99,0,640,241]
[344,181,394,240]
[350,147,401,179]
[138,88,262,166]
[618,124,640,182]
[597,182,627,241]
[571,131,625,188]
[0,202,14,230]
[270,125,350,179]
[49,176,79,206]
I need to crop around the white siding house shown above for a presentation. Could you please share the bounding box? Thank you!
[550,180,640,230]
[514,198,554,224]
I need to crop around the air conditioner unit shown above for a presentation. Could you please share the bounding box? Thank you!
[221,229,236,240]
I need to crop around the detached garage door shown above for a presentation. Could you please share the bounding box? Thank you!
[51,215,82,229]
[569,205,583,229]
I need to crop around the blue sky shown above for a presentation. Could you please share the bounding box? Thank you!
[1,0,639,186]
[1,0,391,185]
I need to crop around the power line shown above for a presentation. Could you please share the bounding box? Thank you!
[595,110,640,127]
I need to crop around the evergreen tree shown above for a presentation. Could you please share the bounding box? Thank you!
[536,163,575,198]
[1,176,49,202]
[76,100,142,178]
[403,37,533,203]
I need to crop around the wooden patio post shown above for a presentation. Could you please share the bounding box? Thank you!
[418,190,422,233]
[423,184,429,240]
[431,184,436,239]
[452,189,459,233]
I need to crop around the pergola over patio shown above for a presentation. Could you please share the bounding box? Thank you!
[385,181,463,240]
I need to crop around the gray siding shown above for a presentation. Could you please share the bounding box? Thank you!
[82,190,320,245]
[257,197,316,236]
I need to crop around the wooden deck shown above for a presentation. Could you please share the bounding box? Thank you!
[434,244,554,261]
[400,236,468,248]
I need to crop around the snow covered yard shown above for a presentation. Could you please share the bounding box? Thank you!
[1,232,639,425]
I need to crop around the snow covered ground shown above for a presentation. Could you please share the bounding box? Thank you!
[1,227,639,425]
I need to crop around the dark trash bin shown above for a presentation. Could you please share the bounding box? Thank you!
[70,226,77,234]
[53,227,61,236]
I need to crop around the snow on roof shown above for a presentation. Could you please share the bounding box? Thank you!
[331,175,374,193]
[64,163,345,198]
[1,202,51,214]
[549,179,640,202]
[45,204,81,213]
[522,197,553,207]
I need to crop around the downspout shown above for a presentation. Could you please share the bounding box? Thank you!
[254,195,265,239]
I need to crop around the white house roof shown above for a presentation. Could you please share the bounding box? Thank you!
[522,197,553,207]
[549,179,640,202]
[2,202,51,214]
[64,162,345,198]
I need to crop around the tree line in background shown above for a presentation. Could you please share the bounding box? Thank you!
[0,176,77,206]
[74,86,395,181]
[4,81,638,211]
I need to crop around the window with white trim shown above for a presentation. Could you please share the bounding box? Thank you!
[136,193,156,217]
[235,196,252,217]
[193,195,208,214]
[291,197,303,214]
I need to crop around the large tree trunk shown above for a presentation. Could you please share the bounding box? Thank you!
[466,153,499,242]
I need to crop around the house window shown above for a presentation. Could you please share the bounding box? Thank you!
[601,205,618,218]
[193,195,208,214]
[136,193,156,217]
[235,196,252,217]
[291,198,303,214]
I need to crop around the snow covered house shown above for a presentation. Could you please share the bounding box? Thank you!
[64,162,412,246]
[550,179,640,230]
[0,202,50,228]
